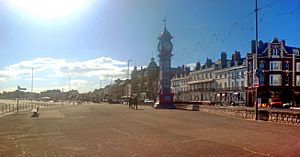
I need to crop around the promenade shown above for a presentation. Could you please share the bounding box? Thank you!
[0,103,299,157]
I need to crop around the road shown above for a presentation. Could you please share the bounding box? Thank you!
[0,103,299,157]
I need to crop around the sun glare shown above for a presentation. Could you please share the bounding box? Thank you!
[6,0,96,21]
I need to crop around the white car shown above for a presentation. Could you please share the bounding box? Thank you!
[283,102,292,109]
[144,99,154,103]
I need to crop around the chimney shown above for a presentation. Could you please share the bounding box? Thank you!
[196,62,201,70]
[221,52,227,68]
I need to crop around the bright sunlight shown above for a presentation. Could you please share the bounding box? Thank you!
[5,0,96,21]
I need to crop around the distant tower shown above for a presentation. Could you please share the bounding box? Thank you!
[154,18,175,109]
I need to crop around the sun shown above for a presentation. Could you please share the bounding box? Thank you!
[6,0,96,21]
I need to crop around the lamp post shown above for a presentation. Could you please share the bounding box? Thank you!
[127,59,132,98]
[254,0,259,120]
[127,59,132,80]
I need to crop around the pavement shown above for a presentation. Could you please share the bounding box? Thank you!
[0,103,300,157]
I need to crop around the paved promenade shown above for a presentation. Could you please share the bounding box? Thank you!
[0,103,299,157]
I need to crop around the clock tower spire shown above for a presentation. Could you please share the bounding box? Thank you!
[154,18,175,109]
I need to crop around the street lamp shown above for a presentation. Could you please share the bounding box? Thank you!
[127,59,132,80]
[127,59,132,99]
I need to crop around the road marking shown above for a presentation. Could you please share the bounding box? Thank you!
[242,147,272,157]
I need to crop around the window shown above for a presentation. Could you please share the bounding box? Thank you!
[241,81,244,87]
[285,62,289,70]
[269,74,281,86]
[271,48,280,56]
[297,76,300,86]
[259,75,264,85]
[285,75,289,85]
[224,83,227,88]
[241,71,245,78]
[270,61,282,71]
[225,73,227,78]
[297,63,300,72]
[293,49,299,56]
[259,62,264,69]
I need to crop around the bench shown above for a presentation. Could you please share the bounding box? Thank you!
[31,106,40,118]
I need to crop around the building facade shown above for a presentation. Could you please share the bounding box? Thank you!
[171,51,247,105]
[171,65,190,102]
[246,37,300,106]
[131,58,159,101]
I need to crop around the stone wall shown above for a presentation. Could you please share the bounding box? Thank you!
[199,106,300,125]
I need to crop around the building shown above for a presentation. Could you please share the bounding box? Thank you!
[171,51,247,105]
[171,65,190,102]
[246,37,300,106]
[188,59,216,102]
[131,58,159,101]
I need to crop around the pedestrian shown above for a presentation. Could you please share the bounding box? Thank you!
[129,97,133,109]
[133,96,138,109]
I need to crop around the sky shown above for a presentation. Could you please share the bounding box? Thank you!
[0,0,300,93]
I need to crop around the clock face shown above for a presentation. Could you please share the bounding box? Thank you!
[163,41,173,51]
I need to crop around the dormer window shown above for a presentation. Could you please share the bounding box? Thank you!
[271,47,280,56]
[293,49,300,56]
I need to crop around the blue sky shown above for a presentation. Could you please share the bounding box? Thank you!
[0,0,300,93]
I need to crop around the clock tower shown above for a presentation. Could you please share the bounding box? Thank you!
[154,19,175,109]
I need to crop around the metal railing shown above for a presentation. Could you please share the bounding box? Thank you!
[1,101,82,116]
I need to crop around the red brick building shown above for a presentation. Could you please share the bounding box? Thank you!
[246,37,300,107]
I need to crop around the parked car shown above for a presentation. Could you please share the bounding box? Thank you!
[283,102,292,109]
[269,98,283,108]
[144,99,154,103]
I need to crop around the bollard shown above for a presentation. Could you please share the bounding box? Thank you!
[2,105,4,114]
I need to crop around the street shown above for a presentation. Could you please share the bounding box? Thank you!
[0,103,299,157]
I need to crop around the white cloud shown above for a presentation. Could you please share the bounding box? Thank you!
[185,63,196,71]
[0,57,129,80]
[0,57,132,92]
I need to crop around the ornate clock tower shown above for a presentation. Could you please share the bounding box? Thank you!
[154,19,175,109]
